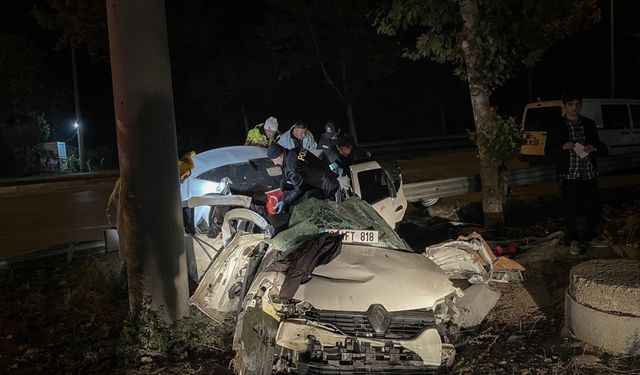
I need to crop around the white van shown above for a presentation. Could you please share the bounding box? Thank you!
[520,98,640,160]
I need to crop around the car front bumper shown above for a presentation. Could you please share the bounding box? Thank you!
[275,319,454,372]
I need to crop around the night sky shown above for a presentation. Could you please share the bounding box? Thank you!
[1,0,639,158]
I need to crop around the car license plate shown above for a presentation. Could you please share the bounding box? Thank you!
[322,229,379,244]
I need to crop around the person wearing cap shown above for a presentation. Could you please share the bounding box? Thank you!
[278,120,317,150]
[317,121,341,166]
[318,122,341,150]
[267,143,338,213]
[245,116,281,147]
[544,90,609,255]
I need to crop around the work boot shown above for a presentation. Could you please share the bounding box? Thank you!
[585,236,611,248]
[570,240,583,255]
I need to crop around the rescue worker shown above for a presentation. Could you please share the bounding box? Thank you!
[245,116,280,147]
[267,143,338,213]
[317,121,341,166]
[278,120,317,150]
[335,134,371,174]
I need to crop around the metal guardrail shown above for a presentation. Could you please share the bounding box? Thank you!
[404,153,640,203]
[364,134,474,157]
[361,134,470,147]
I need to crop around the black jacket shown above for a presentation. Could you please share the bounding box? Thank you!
[544,115,603,175]
[282,148,339,206]
[336,146,371,172]
[317,132,340,165]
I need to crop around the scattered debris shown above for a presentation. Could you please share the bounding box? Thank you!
[423,232,525,285]
[455,284,501,328]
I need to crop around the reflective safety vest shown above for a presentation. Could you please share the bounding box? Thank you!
[245,124,281,146]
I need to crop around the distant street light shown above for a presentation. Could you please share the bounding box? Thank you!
[73,120,85,172]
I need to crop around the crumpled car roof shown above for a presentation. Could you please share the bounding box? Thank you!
[270,197,409,252]
[189,146,267,178]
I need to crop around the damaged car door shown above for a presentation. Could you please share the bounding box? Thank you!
[189,208,274,324]
[349,160,407,227]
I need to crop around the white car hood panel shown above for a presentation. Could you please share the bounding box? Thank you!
[293,244,455,312]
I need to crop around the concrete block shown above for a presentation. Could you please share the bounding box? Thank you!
[565,291,640,355]
[568,259,640,316]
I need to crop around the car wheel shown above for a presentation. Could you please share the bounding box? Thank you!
[234,307,278,375]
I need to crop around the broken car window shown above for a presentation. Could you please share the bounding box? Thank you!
[269,197,408,252]
[196,158,282,194]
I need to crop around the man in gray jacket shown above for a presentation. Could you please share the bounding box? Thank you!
[278,121,317,150]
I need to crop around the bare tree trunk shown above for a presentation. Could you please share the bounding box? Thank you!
[458,0,503,226]
[240,107,249,133]
[107,0,189,322]
[70,46,86,172]
[527,66,534,102]
[307,17,359,144]
[345,104,358,145]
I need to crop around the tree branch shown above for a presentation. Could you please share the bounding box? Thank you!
[306,15,348,103]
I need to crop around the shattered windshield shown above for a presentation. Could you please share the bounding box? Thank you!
[269,197,408,252]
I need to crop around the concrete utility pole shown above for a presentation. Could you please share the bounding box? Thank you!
[70,46,86,172]
[106,0,189,322]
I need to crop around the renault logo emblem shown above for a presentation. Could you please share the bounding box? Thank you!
[367,304,391,336]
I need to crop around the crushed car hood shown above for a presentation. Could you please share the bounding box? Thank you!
[292,244,456,312]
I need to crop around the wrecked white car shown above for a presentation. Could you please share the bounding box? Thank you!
[189,197,510,374]
[181,146,407,229]
[180,146,408,282]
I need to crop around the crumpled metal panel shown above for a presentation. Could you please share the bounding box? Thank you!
[423,239,493,283]
[221,208,274,245]
[182,194,251,209]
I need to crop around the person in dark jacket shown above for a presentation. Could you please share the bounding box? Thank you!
[544,91,610,254]
[317,121,341,166]
[335,134,371,175]
[267,143,339,213]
